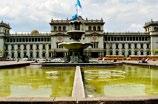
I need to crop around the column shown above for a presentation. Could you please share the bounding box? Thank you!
[137,43,141,55]
[39,44,43,58]
[20,45,24,58]
[27,44,30,58]
[131,43,135,55]
[119,43,122,55]
[14,45,17,59]
[46,44,49,59]
[143,44,147,55]
[33,44,36,59]
[8,44,11,59]
[125,43,128,57]
[112,43,116,55]
[106,43,110,55]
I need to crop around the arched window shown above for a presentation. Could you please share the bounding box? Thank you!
[36,52,39,58]
[63,26,66,31]
[18,52,20,58]
[30,52,33,58]
[42,52,46,58]
[54,26,57,31]
[97,26,101,31]
[88,26,92,31]
[93,26,96,31]
[58,26,61,31]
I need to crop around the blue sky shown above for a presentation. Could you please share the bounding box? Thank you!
[0,0,158,32]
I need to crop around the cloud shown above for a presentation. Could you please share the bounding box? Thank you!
[0,0,157,32]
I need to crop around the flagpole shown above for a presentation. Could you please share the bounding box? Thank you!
[76,6,78,16]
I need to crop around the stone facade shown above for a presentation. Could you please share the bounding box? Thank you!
[0,18,158,60]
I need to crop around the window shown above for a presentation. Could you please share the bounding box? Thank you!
[114,37,117,41]
[49,44,51,50]
[141,44,143,49]
[35,38,37,42]
[30,44,33,50]
[135,44,137,48]
[116,43,119,49]
[127,37,130,41]
[121,37,123,41]
[141,51,144,55]
[128,44,131,49]
[10,39,12,42]
[24,52,27,58]
[93,26,96,31]
[30,52,33,58]
[128,51,131,56]
[110,51,112,55]
[24,45,27,50]
[49,52,52,57]
[104,37,107,41]
[111,37,113,41]
[23,38,25,42]
[18,52,20,58]
[108,37,110,41]
[11,45,14,50]
[63,26,66,31]
[36,52,39,58]
[58,26,61,31]
[122,44,125,49]
[42,52,46,58]
[12,52,14,58]
[5,45,8,51]
[88,26,92,31]
[54,26,57,31]
[32,38,35,42]
[26,38,28,42]
[104,43,106,49]
[18,45,20,50]
[43,45,45,50]
[133,37,135,41]
[92,42,98,48]
[116,51,119,55]
[36,45,39,50]
[147,44,150,49]
[56,42,63,48]
[97,26,101,31]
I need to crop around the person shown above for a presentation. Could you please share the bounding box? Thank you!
[139,58,149,63]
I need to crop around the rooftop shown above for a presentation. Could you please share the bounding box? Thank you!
[144,20,158,28]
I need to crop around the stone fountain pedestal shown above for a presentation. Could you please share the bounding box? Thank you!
[59,20,91,63]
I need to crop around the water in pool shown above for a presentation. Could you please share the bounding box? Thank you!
[83,65,158,97]
[0,65,75,97]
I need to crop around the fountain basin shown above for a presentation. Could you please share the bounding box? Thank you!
[59,42,92,50]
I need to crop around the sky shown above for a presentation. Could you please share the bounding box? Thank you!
[0,0,158,33]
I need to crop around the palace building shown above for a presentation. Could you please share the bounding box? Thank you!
[0,16,158,60]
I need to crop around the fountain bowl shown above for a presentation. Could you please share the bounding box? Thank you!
[59,42,92,50]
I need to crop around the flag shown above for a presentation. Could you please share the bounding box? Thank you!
[75,0,82,8]
[71,13,78,21]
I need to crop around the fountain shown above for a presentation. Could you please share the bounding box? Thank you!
[59,17,92,63]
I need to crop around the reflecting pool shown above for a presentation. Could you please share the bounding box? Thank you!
[83,65,158,97]
[0,65,75,97]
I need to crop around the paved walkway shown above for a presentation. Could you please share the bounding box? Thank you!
[0,61,33,68]
[123,60,158,66]
[72,66,85,99]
